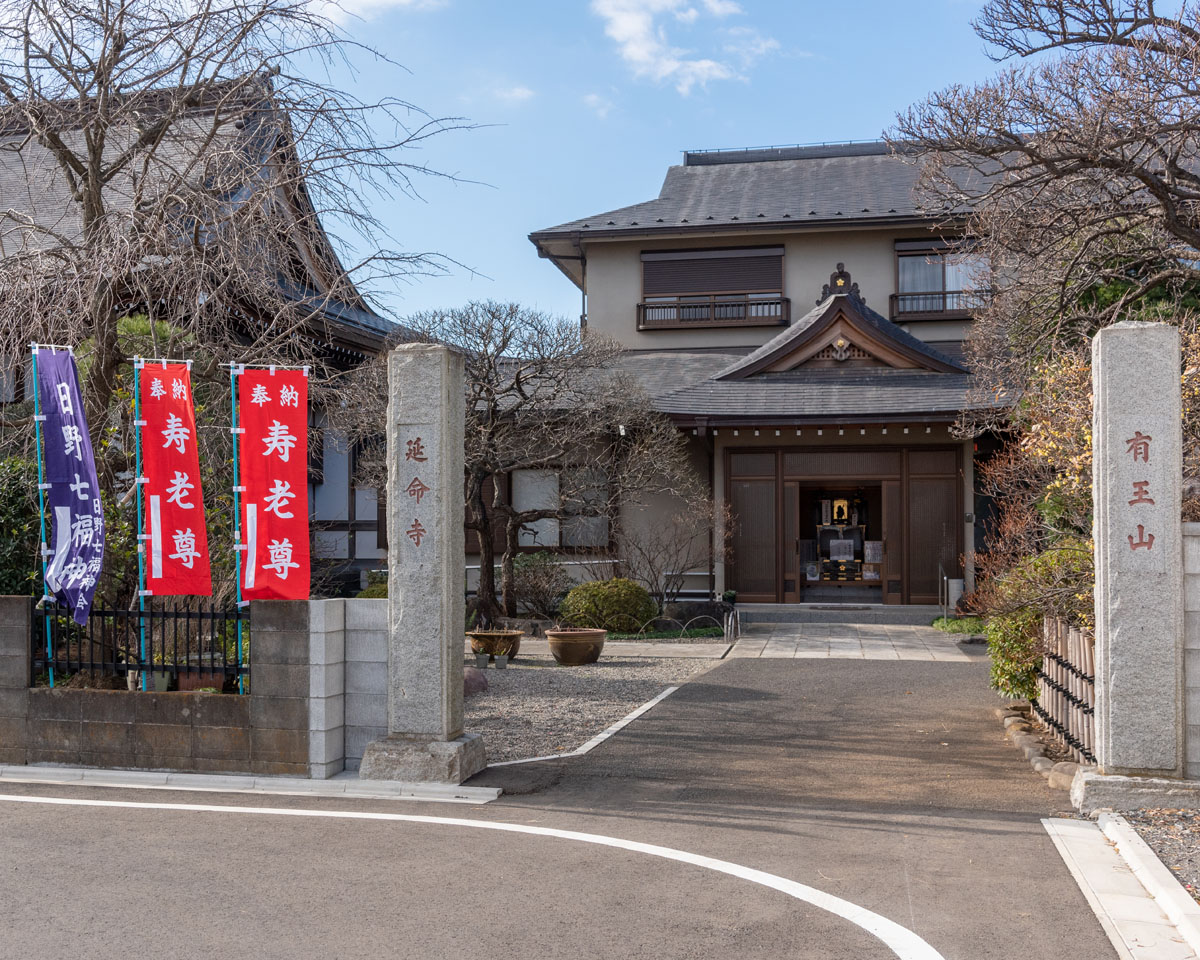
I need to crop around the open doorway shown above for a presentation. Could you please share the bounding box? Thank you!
[783,484,883,603]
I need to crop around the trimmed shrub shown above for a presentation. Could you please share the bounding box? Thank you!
[980,539,1093,700]
[559,577,658,633]
[986,608,1042,700]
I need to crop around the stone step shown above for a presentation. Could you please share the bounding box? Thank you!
[734,603,944,626]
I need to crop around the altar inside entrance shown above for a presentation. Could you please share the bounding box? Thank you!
[788,486,883,603]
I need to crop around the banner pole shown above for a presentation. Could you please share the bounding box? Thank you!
[133,359,148,692]
[231,365,244,695]
[31,345,53,688]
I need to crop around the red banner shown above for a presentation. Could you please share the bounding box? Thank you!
[139,363,212,596]
[238,368,310,600]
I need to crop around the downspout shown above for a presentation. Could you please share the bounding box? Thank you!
[575,232,587,332]
[699,420,716,599]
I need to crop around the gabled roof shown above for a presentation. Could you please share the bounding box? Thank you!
[715,293,966,379]
[530,142,980,244]
[616,292,1000,425]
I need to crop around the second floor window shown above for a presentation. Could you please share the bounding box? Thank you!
[893,240,989,320]
[639,246,788,330]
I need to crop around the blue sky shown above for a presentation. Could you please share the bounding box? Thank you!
[320,0,1001,323]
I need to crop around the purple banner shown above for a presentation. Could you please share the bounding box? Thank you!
[36,349,104,624]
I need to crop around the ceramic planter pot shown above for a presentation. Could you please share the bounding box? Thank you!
[545,628,607,666]
[467,630,522,661]
[148,670,171,692]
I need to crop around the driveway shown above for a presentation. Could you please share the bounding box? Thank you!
[0,658,1112,960]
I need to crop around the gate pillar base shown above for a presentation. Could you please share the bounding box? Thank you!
[359,732,486,785]
[1072,769,1200,814]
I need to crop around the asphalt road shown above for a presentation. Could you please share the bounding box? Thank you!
[0,659,1114,960]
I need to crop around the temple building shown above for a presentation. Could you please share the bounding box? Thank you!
[528,142,1000,606]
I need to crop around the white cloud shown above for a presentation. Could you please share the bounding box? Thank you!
[722,26,780,69]
[591,0,755,95]
[493,85,535,103]
[583,92,614,118]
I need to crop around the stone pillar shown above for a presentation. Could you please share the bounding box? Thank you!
[359,344,485,783]
[1093,321,1183,777]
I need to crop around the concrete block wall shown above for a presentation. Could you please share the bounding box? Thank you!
[308,599,346,779]
[1184,523,1200,779]
[343,598,388,771]
[0,598,358,778]
[247,600,319,776]
[0,597,391,778]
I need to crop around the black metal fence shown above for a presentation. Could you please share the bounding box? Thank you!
[1032,617,1095,763]
[30,600,248,692]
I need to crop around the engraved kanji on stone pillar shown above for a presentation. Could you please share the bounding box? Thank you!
[1092,321,1183,779]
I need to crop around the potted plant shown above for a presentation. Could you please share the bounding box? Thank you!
[466,628,523,663]
[544,627,607,666]
[722,589,737,605]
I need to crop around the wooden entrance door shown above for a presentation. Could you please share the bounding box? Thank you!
[782,481,801,602]
[881,479,903,604]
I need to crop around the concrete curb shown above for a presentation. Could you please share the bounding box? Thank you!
[0,764,502,804]
[1099,812,1200,953]
[489,686,681,767]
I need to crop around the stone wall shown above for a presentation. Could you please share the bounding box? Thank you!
[0,597,360,778]
[0,597,30,765]
[343,598,387,771]
[1184,523,1200,779]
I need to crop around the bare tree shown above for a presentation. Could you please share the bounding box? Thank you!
[0,0,464,440]
[892,0,1200,421]
[617,497,729,612]
[0,0,467,603]
[361,301,707,622]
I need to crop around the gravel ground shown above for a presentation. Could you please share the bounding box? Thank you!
[465,654,717,763]
[1123,809,1200,902]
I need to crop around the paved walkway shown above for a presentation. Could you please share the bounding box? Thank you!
[730,621,986,661]
[478,657,1115,959]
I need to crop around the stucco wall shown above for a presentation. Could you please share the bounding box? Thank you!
[583,228,972,350]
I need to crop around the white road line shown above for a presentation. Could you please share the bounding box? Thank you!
[0,792,945,960]
[489,685,680,767]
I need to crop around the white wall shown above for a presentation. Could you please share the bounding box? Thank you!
[583,227,967,350]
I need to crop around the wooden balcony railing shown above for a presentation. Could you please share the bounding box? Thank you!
[889,289,991,321]
[637,296,790,331]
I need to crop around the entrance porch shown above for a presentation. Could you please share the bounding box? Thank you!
[721,440,968,605]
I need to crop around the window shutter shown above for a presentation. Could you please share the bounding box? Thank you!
[642,248,783,296]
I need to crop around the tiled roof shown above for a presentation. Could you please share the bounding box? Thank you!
[0,98,393,352]
[615,349,748,399]
[531,142,983,239]
[653,368,988,422]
